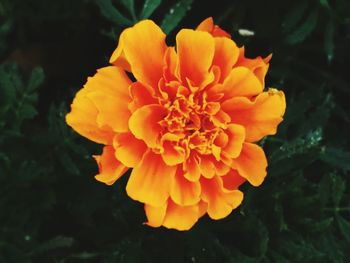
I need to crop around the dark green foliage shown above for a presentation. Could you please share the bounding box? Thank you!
[0,0,349,262]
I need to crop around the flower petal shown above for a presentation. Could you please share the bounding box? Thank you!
[85,66,131,98]
[126,150,176,206]
[213,37,239,82]
[221,169,246,190]
[87,91,131,133]
[109,31,131,71]
[201,176,243,220]
[176,29,215,87]
[117,20,167,89]
[83,67,132,132]
[209,66,263,100]
[128,82,157,113]
[66,88,114,145]
[198,200,208,218]
[199,156,216,179]
[196,17,231,38]
[128,104,167,148]
[222,89,286,142]
[196,17,214,32]
[162,200,199,231]
[183,153,201,182]
[235,47,271,86]
[170,169,201,206]
[163,47,179,82]
[94,146,128,185]
[66,66,131,142]
[144,203,167,228]
[223,124,245,158]
[113,132,147,167]
[232,143,267,186]
[160,133,186,166]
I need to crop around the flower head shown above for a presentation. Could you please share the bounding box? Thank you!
[66,17,286,230]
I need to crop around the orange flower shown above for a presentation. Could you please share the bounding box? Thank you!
[66,17,286,231]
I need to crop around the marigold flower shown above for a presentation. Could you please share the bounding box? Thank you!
[66,17,286,231]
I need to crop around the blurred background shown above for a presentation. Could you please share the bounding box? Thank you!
[0,0,349,262]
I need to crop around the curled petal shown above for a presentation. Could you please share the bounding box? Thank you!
[145,199,204,230]
[109,30,131,71]
[170,169,201,206]
[66,89,114,145]
[209,66,263,100]
[160,133,186,166]
[196,17,231,38]
[162,200,200,231]
[163,47,179,82]
[199,156,216,179]
[144,203,167,228]
[210,155,231,176]
[87,91,131,133]
[113,132,147,167]
[129,104,167,148]
[201,176,243,220]
[128,82,157,113]
[223,124,245,158]
[66,66,132,142]
[111,20,167,89]
[198,200,208,218]
[183,153,201,182]
[213,37,240,81]
[126,150,176,206]
[232,143,267,186]
[221,169,246,190]
[85,67,131,98]
[176,29,215,87]
[222,89,286,142]
[81,67,132,132]
[94,146,128,185]
[235,47,271,86]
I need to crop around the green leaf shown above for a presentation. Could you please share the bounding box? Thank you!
[330,174,346,206]
[57,151,80,175]
[286,9,319,44]
[139,0,161,19]
[31,236,74,255]
[282,1,309,33]
[0,65,17,112]
[319,174,331,207]
[270,128,323,163]
[17,104,38,120]
[0,19,12,37]
[0,19,12,55]
[309,217,334,232]
[319,235,344,263]
[324,18,335,63]
[320,147,350,171]
[95,0,132,26]
[27,67,44,92]
[319,0,330,9]
[120,0,136,20]
[161,0,193,34]
[336,215,350,244]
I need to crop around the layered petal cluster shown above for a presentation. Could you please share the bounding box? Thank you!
[66,17,286,231]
